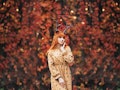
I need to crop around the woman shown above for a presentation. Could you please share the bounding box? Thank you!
[47,31,74,90]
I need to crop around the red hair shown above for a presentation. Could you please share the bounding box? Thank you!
[49,31,66,50]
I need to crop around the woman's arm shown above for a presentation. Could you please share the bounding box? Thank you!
[47,51,61,80]
[62,46,74,65]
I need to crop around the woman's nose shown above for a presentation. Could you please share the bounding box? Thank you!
[62,38,65,41]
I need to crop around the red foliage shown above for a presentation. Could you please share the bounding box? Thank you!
[0,0,119,89]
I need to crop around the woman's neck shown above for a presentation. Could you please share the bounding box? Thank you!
[56,44,62,49]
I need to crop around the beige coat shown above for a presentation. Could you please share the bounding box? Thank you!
[47,46,74,90]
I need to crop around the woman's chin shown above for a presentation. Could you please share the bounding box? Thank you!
[58,42,65,45]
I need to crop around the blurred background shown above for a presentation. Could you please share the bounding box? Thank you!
[0,0,120,90]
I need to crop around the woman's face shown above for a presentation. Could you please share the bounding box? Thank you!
[58,36,65,45]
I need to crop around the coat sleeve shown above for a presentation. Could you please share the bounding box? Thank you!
[47,51,61,80]
[63,46,74,64]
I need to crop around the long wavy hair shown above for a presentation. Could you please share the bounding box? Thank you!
[49,31,66,50]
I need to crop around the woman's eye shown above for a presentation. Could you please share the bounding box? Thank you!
[59,36,65,39]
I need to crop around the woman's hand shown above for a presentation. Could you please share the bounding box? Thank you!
[58,77,65,88]
[69,61,74,66]
[60,42,66,53]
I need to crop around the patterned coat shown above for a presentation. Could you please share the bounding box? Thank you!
[47,46,74,90]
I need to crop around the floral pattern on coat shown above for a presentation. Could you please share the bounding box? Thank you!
[47,46,74,90]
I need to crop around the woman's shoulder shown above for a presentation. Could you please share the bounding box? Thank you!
[47,49,53,55]
[65,45,72,51]
[65,45,70,49]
